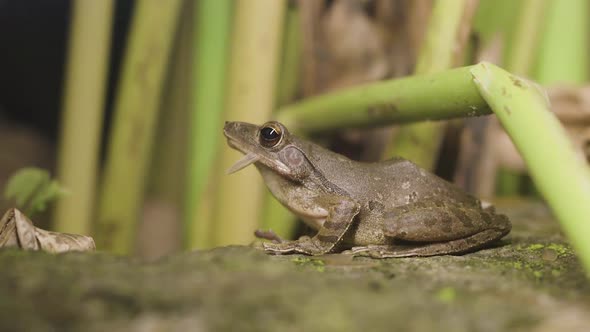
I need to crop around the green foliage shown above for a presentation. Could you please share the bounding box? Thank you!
[3,168,67,217]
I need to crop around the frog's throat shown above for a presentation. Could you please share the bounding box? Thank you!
[226,152,260,174]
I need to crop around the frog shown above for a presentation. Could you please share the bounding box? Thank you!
[224,121,511,258]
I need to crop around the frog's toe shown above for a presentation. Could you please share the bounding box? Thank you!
[262,238,329,256]
[262,242,298,254]
[351,245,381,254]
[350,245,401,258]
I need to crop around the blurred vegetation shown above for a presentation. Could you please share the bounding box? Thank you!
[185,0,232,250]
[94,0,183,254]
[54,0,114,235]
[211,0,285,247]
[1,0,590,270]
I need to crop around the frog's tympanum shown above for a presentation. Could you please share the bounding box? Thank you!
[224,121,511,258]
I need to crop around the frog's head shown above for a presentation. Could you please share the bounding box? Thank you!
[224,121,311,180]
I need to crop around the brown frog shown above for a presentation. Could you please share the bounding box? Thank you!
[224,121,511,258]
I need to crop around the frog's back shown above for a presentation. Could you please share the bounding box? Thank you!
[304,143,480,208]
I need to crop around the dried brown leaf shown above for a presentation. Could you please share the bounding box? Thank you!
[0,208,95,253]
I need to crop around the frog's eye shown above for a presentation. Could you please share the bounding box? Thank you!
[259,124,282,147]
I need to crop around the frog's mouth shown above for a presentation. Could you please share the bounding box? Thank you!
[226,142,290,175]
[225,138,291,175]
[226,151,260,174]
[223,134,258,174]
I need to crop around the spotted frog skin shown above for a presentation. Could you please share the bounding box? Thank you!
[224,121,511,258]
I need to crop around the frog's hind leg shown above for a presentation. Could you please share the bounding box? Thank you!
[352,228,508,258]
[353,202,511,258]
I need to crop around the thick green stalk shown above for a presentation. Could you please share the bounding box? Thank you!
[261,4,301,238]
[276,66,491,132]
[213,0,286,245]
[53,0,113,235]
[212,0,286,246]
[471,62,590,273]
[525,0,588,197]
[184,0,233,250]
[95,0,182,254]
[388,0,477,169]
[535,0,589,84]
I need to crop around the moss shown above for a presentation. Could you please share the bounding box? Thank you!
[518,243,572,257]
[525,244,545,251]
[435,286,457,303]
[291,256,325,272]
[546,243,571,256]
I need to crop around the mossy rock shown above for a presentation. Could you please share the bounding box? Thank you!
[0,199,589,331]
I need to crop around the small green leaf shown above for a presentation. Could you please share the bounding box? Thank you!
[28,180,69,216]
[3,168,67,217]
[4,168,49,207]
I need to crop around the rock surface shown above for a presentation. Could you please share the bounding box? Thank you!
[0,200,589,332]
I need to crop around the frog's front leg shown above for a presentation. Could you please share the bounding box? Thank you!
[263,198,360,255]
[254,229,286,243]
[353,201,511,258]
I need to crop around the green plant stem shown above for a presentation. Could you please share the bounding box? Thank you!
[53,0,114,235]
[276,65,491,132]
[503,0,547,76]
[496,0,547,196]
[95,0,182,254]
[149,1,192,202]
[471,62,590,273]
[495,171,521,196]
[262,3,301,239]
[142,0,194,257]
[212,0,286,246]
[535,0,589,84]
[388,0,476,169]
[184,0,233,250]
[414,0,474,74]
[473,0,520,44]
[275,5,301,107]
